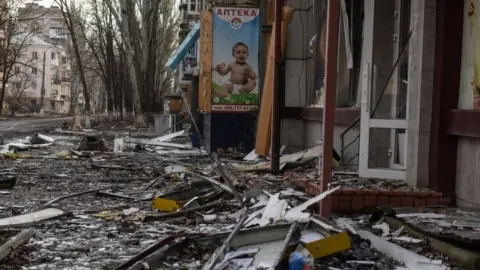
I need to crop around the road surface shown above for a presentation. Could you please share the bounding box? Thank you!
[0,116,70,135]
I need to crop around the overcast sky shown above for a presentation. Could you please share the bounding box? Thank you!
[37,0,56,7]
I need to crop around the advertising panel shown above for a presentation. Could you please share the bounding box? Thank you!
[211,7,260,112]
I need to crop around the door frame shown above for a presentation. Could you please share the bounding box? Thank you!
[358,0,408,181]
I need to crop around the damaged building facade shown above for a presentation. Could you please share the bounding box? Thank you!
[280,0,434,185]
[170,0,477,208]
[3,1,480,269]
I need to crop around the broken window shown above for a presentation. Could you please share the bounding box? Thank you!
[309,0,361,108]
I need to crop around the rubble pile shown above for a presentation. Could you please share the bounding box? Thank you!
[0,122,469,270]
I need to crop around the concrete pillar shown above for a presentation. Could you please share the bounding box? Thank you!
[281,0,313,152]
[406,0,436,188]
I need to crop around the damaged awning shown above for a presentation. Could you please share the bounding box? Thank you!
[165,21,200,71]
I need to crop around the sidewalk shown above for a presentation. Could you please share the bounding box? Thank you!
[0,113,70,120]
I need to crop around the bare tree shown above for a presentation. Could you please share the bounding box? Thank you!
[76,0,120,121]
[155,0,180,107]
[105,0,179,127]
[6,73,34,116]
[55,0,92,127]
[47,0,181,126]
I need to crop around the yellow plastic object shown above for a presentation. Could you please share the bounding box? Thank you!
[2,153,29,160]
[303,231,351,259]
[152,197,180,212]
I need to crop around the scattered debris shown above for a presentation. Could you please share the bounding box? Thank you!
[0,121,467,270]
[43,187,111,207]
[0,228,35,262]
[78,135,106,152]
[358,230,448,270]
[30,133,54,145]
[0,176,16,189]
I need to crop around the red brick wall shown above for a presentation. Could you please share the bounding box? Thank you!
[284,173,452,214]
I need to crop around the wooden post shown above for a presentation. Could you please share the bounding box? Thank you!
[198,11,212,113]
[271,0,282,173]
[320,0,340,218]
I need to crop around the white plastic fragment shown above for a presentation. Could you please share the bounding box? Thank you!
[149,130,185,143]
[283,186,341,222]
[257,193,288,226]
[373,222,390,237]
[391,236,423,244]
[358,230,447,270]
[113,137,124,153]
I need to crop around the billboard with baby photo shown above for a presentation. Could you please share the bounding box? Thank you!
[211,7,260,112]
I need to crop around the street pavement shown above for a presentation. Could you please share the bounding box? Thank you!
[0,116,70,134]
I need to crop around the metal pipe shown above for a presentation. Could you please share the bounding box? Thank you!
[271,0,282,174]
[320,0,340,218]
[339,116,360,161]
[113,235,182,270]
[191,74,202,134]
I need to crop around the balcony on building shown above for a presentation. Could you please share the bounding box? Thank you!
[180,0,205,18]
[52,75,61,85]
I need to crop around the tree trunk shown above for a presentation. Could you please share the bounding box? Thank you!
[58,1,91,127]
[120,0,145,127]
[0,68,7,116]
[0,83,6,116]
[106,30,115,120]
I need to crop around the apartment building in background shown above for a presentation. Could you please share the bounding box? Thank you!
[8,3,71,113]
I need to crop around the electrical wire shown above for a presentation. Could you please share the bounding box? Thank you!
[294,0,306,106]
[370,30,412,118]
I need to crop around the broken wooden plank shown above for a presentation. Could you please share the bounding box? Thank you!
[255,7,294,156]
[0,208,67,228]
[254,23,275,156]
[0,228,35,262]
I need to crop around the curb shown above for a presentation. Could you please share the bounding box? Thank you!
[284,172,451,214]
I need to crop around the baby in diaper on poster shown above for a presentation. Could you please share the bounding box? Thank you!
[214,42,258,97]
